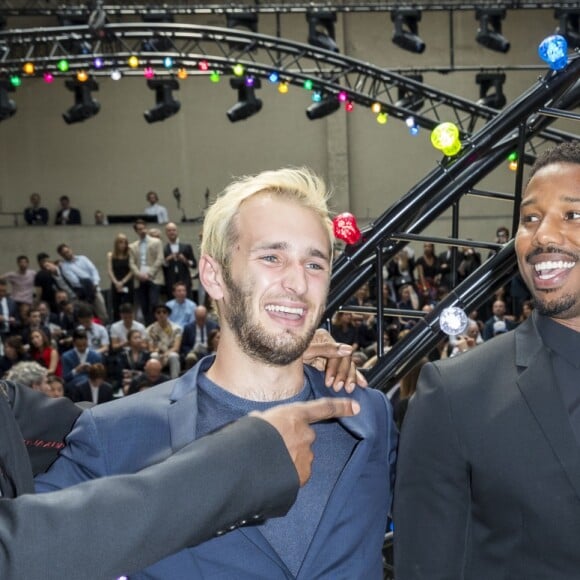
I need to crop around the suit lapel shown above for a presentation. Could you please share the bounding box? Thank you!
[516,315,580,501]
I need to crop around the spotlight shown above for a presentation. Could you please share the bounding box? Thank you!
[391,9,426,54]
[226,12,258,51]
[395,74,424,112]
[227,76,262,122]
[475,8,510,53]
[306,94,340,120]
[555,9,580,49]
[57,14,92,54]
[63,77,100,124]
[476,72,507,109]
[144,79,181,124]
[307,11,339,52]
[0,79,16,122]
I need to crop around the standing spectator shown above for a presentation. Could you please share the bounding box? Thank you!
[110,304,146,351]
[415,242,440,301]
[166,282,197,329]
[144,191,169,224]
[129,219,165,325]
[146,304,181,379]
[457,244,482,283]
[61,328,102,392]
[29,329,62,377]
[106,233,134,321]
[24,193,49,225]
[34,254,75,311]
[70,362,114,405]
[55,195,82,225]
[2,255,36,306]
[163,222,197,298]
[330,311,359,349]
[0,279,18,338]
[57,243,108,323]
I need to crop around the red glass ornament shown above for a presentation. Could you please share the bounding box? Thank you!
[333,212,361,245]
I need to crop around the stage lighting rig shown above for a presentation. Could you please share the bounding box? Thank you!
[555,9,580,49]
[307,11,339,53]
[63,77,100,124]
[0,80,16,122]
[144,79,181,124]
[227,77,262,123]
[395,74,424,113]
[306,93,340,120]
[476,8,510,54]
[391,9,426,54]
[476,72,507,110]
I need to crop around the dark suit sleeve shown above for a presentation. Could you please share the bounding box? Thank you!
[394,362,470,579]
[0,416,299,580]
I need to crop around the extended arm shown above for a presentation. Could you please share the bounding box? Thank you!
[393,363,470,579]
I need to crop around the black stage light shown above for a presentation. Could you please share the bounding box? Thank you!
[391,9,426,54]
[306,94,340,120]
[141,12,174,51]
[0,79,16,122]
[395,74,424,112]
[307,11,339,52]
[476,72,507,109]
[144,79,181,124]
[476,8,510,54]
[227,77,262,123]
[63,77,100,124]
[555,9,580,49]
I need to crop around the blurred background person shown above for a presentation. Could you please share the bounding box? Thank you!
[107,233,134,321]
[29,328,62,377]
[24,192,49,225]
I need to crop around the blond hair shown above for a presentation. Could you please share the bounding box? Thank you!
[201,167,334,269]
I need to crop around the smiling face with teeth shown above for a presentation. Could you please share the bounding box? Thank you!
[218,192,332,366]
[515,162,580,328]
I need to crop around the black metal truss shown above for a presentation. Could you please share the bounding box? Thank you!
[1,2,580,18]
[0,23,576,154]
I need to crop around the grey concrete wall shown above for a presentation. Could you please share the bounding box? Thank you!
[0,8,576,277]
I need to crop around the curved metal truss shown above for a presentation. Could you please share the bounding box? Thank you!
[0,22,576,148]
[0,23,579,389]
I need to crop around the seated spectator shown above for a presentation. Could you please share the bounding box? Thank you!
[70,362,114,405]
[180,305,219,366]
[166,282,197,329]
[120,329,151,393]
[55,195,82,225]
[29,328,62,377]
[24,192,49,225]
[62,328,102,393]
[415,243,440,302]
[94,210,108,225]
[0,279,18,338]
[0,335,30,377]
[146,304,181,379]
[127,358,169,395]
[76,303,110,356]
[184,327,220,370]
[482,299,517,341]
[330,311,359,349]
[110,303,146,351]
[6,360,50,395]
[449,320,484,357]
[20,308,52,348]
[47,374,65,398]
[397,284,420,330]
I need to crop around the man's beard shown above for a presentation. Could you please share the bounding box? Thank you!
[222,270,318,366]
[533,292,577,318]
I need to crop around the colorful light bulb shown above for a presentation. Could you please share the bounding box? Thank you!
[268,71,279,83]
[43,72,54,84]
[303,79,314,91]
[338,91,347,102]
[163,57,173,69]
[144,67,155,79]
[198,60,209,72]
[232,63,245,76]
[210,71,221,83]
[22,62,34,75]
[538,35,568,71]
[278,81,289,94]
[128,55,139,68]
[177,68,188,80]
[376,112,388,124]
[371,102,381,114]
[57,59,69,72]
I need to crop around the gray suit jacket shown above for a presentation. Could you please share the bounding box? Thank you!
[394,311,580,579]
[0,391,298,579]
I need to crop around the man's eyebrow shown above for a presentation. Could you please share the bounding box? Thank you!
[520,195,580,208]
[251,242,330,262]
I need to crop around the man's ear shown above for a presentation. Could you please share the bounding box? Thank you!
[199,255,225,300]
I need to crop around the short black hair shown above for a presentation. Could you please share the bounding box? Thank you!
[119,303,133,314]
[37,252,49,263]
[529,141,580,181]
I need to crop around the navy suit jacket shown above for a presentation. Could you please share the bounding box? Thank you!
[72,380,114,405]
[180,320,218,357]
[36,355,397,579]
[55,207,82,225]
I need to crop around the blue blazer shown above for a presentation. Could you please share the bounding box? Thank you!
[61,348,102,386]
[37,356,397,579]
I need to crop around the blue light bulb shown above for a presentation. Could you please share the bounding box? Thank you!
[268,71,279,83]
[538,35,568,71]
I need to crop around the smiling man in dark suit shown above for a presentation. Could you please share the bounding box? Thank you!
[395,141,580,579]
